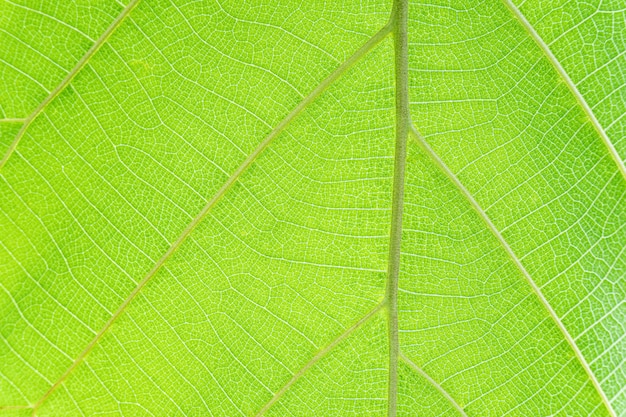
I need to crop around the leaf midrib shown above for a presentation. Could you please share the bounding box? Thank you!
[6,1,618,415]
[385,0,410,415]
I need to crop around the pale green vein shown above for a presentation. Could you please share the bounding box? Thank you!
[0,118,25,123]
[399,352,468,417]
[0,405,32,410]
[500,0,626,183]
[253,302,385,417]
[409,126,617,417]
[0,0,141,172]
[387,1,409,416]
[29,23,392,413]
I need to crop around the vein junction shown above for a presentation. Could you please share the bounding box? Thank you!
[6,0,618,415]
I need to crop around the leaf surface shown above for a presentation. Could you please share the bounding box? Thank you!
[0,1,624,416]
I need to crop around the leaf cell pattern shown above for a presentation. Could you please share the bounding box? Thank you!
[0,0,625,416]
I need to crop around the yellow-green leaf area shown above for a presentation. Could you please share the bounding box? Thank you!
[1,1,624,416]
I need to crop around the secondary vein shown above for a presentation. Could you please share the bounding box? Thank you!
[29,23,392,413]
[500,0,626,183]
[254,302,384,417]
[387,1,409,416]
[409,126,617,417]
[399,352,468,417]
[0,0,142,173]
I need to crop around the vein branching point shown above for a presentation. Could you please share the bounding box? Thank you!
[0,1,622,415]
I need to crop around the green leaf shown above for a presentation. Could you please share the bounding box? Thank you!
[1,0,624,416]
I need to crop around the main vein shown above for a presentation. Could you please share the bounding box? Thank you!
[500,0,626,183]
[409,126,617,417]
[0,0,142,172]
[387,1,409,416]
[30,22,392,413]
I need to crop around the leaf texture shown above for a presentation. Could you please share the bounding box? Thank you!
[0,1,624,416]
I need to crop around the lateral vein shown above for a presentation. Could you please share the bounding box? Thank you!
[399,351,468,417]
[0,0,141,172]
[409,126,616,417]
[500,0,626,183]
[0,405,33,410]
[253,303,384,416]
[29,24,392,412]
